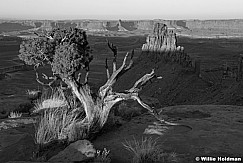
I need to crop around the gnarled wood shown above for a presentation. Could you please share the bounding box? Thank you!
[34,67,58,89]
[64,77,94,122]
[36,40,178,127]
[105,58,110,79]
[107,40,118,72]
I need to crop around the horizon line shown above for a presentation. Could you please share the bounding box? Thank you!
[1,17,243,21]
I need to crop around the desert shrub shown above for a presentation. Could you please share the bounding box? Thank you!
[123,137,179,163]
[8,111,22,118]
[123,137,162,163]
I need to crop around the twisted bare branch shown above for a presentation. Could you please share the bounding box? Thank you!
[84,71,89,85]
[77,72,82,83]
[125,49,134,71]
[102,68,177,126]
[107,40,117,72]
[105,58,110,79]
[99,52,130,98]
[34,70,57,89]
[126,69,162,93]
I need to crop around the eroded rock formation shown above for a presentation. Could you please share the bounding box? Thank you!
[142,23,182,54]
[141,23,193,68]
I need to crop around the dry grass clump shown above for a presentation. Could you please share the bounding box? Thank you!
[67,104,111,143]
[8,111,22,118]
[123,137,160,163]
[34,90,105,147]
[34,106,107,149]
[34,107,77,148]
[34,88,117,150]
[34,102,113,148]
[33,88,67,114]
[123,137,179,163]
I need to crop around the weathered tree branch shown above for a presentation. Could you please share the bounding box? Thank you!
[77,72,82,83]
[102,68,177,126]
[42,73,55,80]
[35,71,57,89]
[130,95,178,126]
[107,41,117,72]
[126,69,161,93]
[99,52,130,99]
[124,49,134,71]
[99,48,176,126]
[105,58,110,79]
[84,71,89,85]
[34,66,57,89]
[61,36,67,43]
[99,43,135,101]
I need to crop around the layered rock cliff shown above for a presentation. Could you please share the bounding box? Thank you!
[1,19,243,37]
[76,21,107,31]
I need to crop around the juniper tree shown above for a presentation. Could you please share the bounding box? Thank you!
[19,27,176,131]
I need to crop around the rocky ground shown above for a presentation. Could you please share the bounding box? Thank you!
[0,103,243,163]
[93,105,243,163]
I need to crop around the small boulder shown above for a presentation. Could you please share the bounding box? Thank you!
[48,139,96,162]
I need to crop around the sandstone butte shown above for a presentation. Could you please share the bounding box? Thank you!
[142,23,184,54]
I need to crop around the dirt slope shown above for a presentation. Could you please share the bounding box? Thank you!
[93,105,243,163]
[114,53,243,106]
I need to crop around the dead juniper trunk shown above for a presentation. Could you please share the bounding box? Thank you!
[18,28,177,137]
[79,41,177,128]
[61,41,166,127]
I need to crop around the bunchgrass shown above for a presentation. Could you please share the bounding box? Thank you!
[123,137,179,163]
[33,88,67,113]
[58,101,112,143]
[8,111,22,118]
[34,107,77,148]
[34,87,119,149]
[123,137,161,163]
[34,88,93,147]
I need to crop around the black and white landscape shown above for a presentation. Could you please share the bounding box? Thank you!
[0,0,243,163]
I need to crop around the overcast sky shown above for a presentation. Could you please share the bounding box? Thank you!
[0,0,242,20]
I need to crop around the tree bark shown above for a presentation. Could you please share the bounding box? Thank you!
[64,77,94,122]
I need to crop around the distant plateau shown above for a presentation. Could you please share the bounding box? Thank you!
[1,19,243,38]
